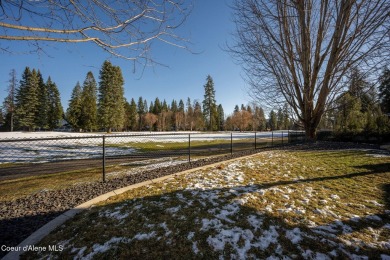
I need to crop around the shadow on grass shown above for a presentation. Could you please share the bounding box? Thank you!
[18,169,390,259]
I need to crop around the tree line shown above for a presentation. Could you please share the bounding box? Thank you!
[0,61,275,132]
[319,68,390,134]
[2,61,388,134]
[1,68,63,131]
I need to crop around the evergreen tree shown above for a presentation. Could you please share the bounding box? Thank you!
[176,99,185,130]
[217,104,224,131]
[202,75,217,131]
[186,97,193,131]
[3,69,17,131]
[80,72,98,131]
[36,70,49,130]
[137,96,145,130]
[193,101,204,131]
[276,108,283,130]
[253,106,266,131]
[171,99,178,130]
[282,103,291,130]
[153,98,162,114]
[98,60,125,132]
[46,77,63,130]
[234,105,240,113]
[178,99,185,112]
[162,100,168,111]
[129,98,138,130]
[379,67,390,114]
[268,110,277,131]
[66,82,83,131]
[334,92,366,133]
[15,67,39,131]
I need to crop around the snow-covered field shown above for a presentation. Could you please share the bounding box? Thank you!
[0,131,289,164]
[28,150,390,259]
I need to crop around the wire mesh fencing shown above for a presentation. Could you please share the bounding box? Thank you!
[0,131,305,182]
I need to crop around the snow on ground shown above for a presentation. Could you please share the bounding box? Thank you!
[34,151,390,259]
[0,131,288,164]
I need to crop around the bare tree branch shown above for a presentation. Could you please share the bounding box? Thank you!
[229,0,390,139]
[0,0,193,65]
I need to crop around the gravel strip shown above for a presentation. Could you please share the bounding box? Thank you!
[0,141,383,257]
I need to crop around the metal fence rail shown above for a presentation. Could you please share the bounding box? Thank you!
[0,131,305,182]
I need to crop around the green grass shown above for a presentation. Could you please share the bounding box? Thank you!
[0,161,156,202]
[23,149,390,259]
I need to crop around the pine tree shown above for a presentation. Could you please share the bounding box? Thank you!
[36,70,49,130]
[129,98,138,131]
[15,67,39,131]
[137,96,145,130]
[98,60,125,132]
[282,103,291,130]
[217,104,224,131]
[153,98,162,114]
[268,110,277,131]
[202,75,217,131]
[80,72,98,132]
[253,106,266,131]
[186,97,193,131]
[194,101,204,131]
[46,77,63,130]
[276,108,283,130]
[66,82,83,131]
[3,69,17,131]
[379,67,390,114]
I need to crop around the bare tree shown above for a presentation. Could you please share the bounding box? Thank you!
[0,0,192,65]
[230,0,390,139]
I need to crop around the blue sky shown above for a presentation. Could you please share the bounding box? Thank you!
[0,1,250,116]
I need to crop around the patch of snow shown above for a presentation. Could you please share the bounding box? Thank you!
[255,226,279,250]
[366,215,382,221]
[85,237,129,259]
[201,218,223,231]
[100,209,129,221]
[166,206,181,214]
[159,222,172,237]
[330,194,340,200]
[187,232,195,240]
[285,228,303,244]
[134,231,156,240]
[192,241,199,254]
[207,227,254,259]
[366,200,384,207]
[247,215,263,231]
[381,254,390,260]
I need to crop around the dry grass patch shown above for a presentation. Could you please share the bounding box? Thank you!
[23,149,390,259]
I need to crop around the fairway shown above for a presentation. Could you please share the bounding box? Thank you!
[24,149,390,259]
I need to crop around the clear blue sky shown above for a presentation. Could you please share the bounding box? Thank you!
[0,0,250,116]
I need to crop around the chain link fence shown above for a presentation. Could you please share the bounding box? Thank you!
[0,131,304,182]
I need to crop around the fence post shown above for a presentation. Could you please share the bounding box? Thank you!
[255,132,257,150]
[271,131,274,146]
[282,131,284,145]
[231,132,233,155]
[102,135,106,182]
[188,134,191,163]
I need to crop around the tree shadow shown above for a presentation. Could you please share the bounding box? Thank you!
[19,174,390,259]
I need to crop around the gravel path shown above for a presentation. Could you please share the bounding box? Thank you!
[0,142,384,258]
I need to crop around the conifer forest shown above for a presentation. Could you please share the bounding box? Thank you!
[1,61,389,136]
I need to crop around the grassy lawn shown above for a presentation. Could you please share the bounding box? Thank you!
[24,149,390,259]
[0,157,190,202]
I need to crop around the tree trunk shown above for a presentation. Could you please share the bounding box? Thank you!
[304,121,317,141]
